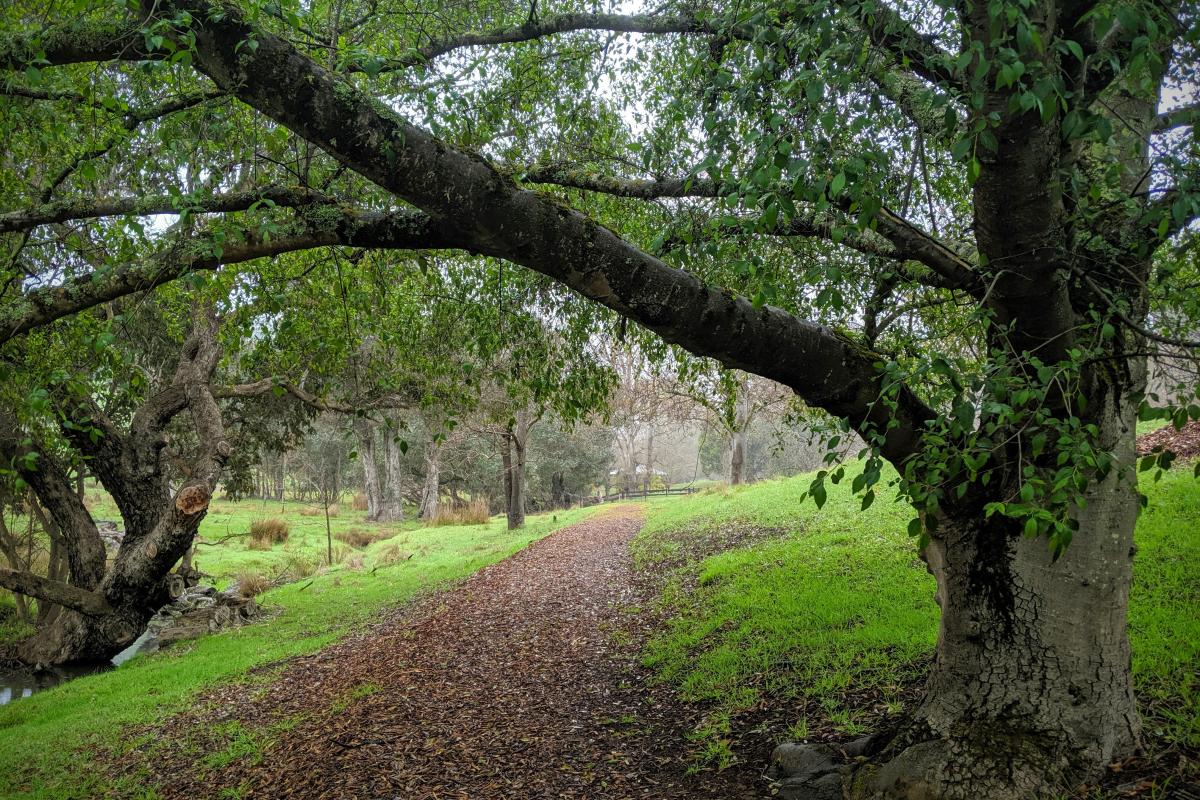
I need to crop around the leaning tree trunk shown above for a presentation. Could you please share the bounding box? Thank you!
[861,372,1143,799]
[356,420,382,521]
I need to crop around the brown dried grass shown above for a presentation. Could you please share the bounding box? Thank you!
[234,570,271,598]
[373,542,415,567]
[335,527,393,548]
[430,498,491,526]
[249,517,289,548]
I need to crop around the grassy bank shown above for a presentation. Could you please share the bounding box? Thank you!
[0,503,597,799]
[635,466,1199,770]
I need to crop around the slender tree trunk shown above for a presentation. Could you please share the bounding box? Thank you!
[644,427,655,491]
[728,428,746,486]
[504,410,530,530]
[275,452,286,502]
[356,420,382,521]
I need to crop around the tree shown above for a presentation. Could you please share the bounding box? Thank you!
[0,311,229,665]
[1,0,1198,795]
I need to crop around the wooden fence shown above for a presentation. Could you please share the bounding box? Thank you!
[576,487,697,506]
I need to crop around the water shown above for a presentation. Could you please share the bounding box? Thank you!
[0,662,113,704]
[0,631,160,705]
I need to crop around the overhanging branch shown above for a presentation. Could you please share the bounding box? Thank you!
[168,0,937,466]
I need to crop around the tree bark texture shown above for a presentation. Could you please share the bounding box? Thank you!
[378,422,405,523]
[419,433,442,521]
[356,420,382,521]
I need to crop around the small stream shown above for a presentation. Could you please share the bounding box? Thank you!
[0,631,160,705]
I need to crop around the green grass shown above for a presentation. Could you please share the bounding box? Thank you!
[636,464,1200,763]
[84,491,429,587]
[0,502,597,799]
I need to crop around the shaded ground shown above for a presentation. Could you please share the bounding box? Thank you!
[109,506,766,799]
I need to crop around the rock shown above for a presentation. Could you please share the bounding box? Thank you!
[840,732,885,759]
[94,521,125,552]
[141,584,262,645]
[769,743,846,800]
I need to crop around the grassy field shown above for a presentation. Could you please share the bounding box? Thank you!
[0,498,598,799]
[633,465,1200,771]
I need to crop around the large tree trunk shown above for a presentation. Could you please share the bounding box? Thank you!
[861,382,1142,799]
[377,422,405,523]
[418,434,442,521]
[356,420,382,521]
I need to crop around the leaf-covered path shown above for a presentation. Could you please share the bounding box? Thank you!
[114,506,766,798]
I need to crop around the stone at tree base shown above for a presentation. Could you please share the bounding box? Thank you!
[769,742,849,800]
[144,585,260,645]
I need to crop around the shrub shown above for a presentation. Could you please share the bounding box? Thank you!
[430,497,491,526]
[325,544,352,566]
[342,553,364,571]
[234,571,271,598]
[335,528,387,548]
[271,553,318,582]
[248,518,289,548]
[373,542,415,568]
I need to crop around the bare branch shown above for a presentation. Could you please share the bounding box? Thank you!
[0,568,112,616]
[384,12,722,70]
[843,0,961,89]
[1154,102,1200,133]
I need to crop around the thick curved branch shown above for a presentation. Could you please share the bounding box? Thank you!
[170,0,936,466]
[0,207,454,344]
[0,568,112,616]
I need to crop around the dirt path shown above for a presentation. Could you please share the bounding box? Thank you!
[114,507,767,799]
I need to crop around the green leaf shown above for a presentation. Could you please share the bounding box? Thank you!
[830,172,846,197]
